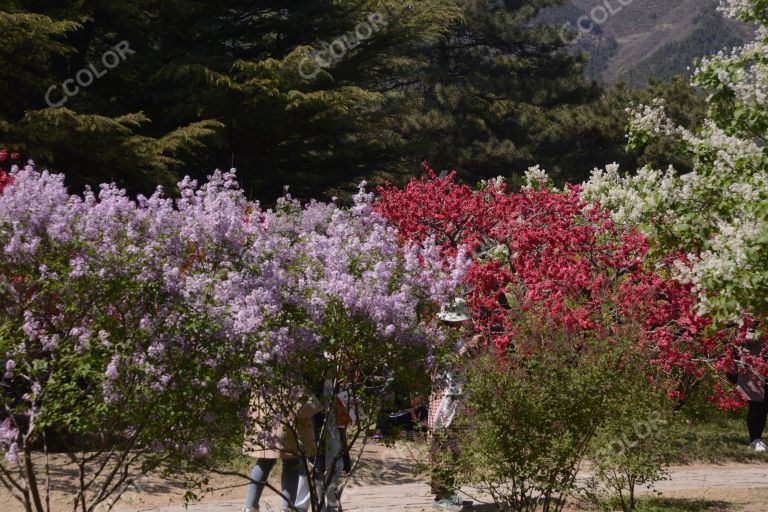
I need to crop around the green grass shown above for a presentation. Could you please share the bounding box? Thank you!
[599,497,732,512]
[677,417,768,464]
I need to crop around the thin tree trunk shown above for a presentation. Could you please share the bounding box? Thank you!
[22,438,45,512]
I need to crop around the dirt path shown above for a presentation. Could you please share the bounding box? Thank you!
[3,446,768,511]
[111,469,768,512]
[113,459,768,512]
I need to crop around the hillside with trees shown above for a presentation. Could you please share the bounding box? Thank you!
[540,0,753,85]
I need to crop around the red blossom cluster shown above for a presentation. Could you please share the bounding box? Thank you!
[377,167,755,409]
[0,171,11,195]
[0,150,20,194]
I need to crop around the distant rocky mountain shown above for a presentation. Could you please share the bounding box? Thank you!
[538,0,754,86]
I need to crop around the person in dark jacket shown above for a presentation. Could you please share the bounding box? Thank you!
[734,336,768,452]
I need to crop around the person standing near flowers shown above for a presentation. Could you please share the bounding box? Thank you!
[428,298,482,511]
[242,388,322,512]
[734,330,768,452]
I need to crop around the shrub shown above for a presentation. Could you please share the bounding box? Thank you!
[0,167,465,512]
[0,167,281,511]
[456,330,628,512]
[377,169,743,407]
[584,354,683,511]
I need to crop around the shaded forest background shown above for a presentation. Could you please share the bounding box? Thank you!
[0,0,729,202]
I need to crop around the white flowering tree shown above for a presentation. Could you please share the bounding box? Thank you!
[581,0,768,326]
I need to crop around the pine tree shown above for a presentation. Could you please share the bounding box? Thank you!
[136,0,463,199]
[1,1,220,194]
[3,1,463,197]
[391,0,602,184]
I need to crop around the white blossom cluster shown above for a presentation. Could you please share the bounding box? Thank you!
[584,168,768,320]
[625,99,680,138]
[718,0,760,20]
[522,165,555,191]
[581,164,678,226]
[695,37,768,108]
[580,0,768,322]
[686,215,764,316]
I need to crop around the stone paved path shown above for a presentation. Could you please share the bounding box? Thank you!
[119,464,768,512]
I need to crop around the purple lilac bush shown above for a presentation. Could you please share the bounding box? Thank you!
[0,165,467,512]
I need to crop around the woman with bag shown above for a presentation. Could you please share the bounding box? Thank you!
[243,388,322,512]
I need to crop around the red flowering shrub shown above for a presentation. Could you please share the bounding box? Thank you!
[0,171,11,195]
[377,167,755,408]
[0,150,19,194]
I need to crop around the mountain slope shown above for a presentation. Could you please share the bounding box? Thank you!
[539,0,752,85]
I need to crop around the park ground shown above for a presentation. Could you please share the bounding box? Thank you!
[2,419,768,512]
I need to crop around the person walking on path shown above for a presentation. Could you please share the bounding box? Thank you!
[243,388,322,511]
[428,298,482,511]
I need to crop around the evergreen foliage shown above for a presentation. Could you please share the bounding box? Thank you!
[0,0,709,197]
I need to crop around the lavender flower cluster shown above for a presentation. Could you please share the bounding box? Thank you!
[0,165,467,464]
